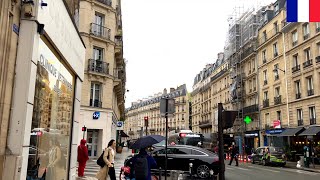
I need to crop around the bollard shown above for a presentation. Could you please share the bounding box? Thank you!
[159,167,162,180]
[189,163,193,180]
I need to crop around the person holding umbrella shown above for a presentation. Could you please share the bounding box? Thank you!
[132,147,157,180]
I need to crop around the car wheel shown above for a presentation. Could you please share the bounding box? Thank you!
[196,165,210,179]
[252,158,255,164]
[262,159,266,166]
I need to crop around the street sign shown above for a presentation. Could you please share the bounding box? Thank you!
[273,120,281,129]
[93,111,100,120]
[116,121,124,130]
[160,98,175,117]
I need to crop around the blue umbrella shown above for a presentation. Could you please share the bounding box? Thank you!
[130,135,165,149]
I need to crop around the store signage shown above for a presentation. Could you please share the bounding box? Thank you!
[93,111,100,120]
[266,129,284,134]
[116,121,124,130]
[245,133,258,137]
[273,120,281,129]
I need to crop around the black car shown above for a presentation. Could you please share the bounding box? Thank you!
[251,146,286,166]
[124,145,220,179]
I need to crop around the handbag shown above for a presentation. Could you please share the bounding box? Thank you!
[97,151,105,167]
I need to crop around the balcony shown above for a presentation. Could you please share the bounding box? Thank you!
[292,65,301,73]
[90,99,102,108]
[88,59,109,75]
[263,99,269,108]
[243,104,259,114]
[310,118,316,125]
[199,120,212,129]
[113,68,125,80]
[316,56,320,63]
[274,95,282,105]
[303,59,313,68]
[298,119,303,126]
[263,59,267,64]
[292,41,298,47]
[149,128,156,132]
[307,89,314,96]
[296,93,301,99]
[264,80,268,85]
[96,0,112,6]
[303,34,310,40]
[90,23,111,40]
[274,52,278,58]
[317,27,320,33]
[275,74,279,80]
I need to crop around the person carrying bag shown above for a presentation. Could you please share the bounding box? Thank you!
[96,140,116,180]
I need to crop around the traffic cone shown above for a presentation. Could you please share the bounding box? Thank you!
[243,155,247,162]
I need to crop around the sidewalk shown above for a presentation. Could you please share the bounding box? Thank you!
[286,161,320,173]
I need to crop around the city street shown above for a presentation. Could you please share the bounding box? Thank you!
[225,163,319,180]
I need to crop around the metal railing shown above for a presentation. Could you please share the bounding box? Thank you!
[296,93,301,99]
[303,59,313,68]
[264,80,268,85]
[263,99,269,108]
[96,0,112,6]
[243,104,259,114]
[275,74,279,80]
[274,95,282,105]
[307,89,314,96]
[88,59,109,75]
[292,65,301,73]
[298,119,303,126]
[90,23,111,40]
[90,99,102,108]
[310,118,316,125]
[292,41,298,47]
[303,34,310,40]
[316,56,320,63]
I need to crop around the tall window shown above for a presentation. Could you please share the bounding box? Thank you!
[93,47,103,61]
[317,22,320,32]
[90,83,102,107]
[94,13,104,36]
[309,106,316,125]
[274,21,278,33]
[277,111,281,121]
[263,70,267,84]
[274,3,279,15]
[273,43,278,57]
[307,76,314,96]
[303,23,310,39]
[295,80,301,99]
[293,54,299,67]
[275,87,280,97]
[265,113,270,126]
[292,31,298,46]
[262,50,267,62]
[297,109,303,125]
[264,91,268,100]
[304,48,311,61]
[253,78,256,90]
[95,13,104,26]
[274,64,279,80]
[263,30,267,41]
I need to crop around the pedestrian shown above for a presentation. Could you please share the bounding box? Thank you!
[228,145,239,166]
[77,139,89,177]
[96,139,117,180]
[132,147,157,180]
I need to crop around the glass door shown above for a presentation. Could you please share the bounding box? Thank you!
[87,130,99,157]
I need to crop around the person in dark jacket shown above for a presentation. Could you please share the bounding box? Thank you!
[77,139,89,177]
[228,145,239,166]
[132,148,157,180]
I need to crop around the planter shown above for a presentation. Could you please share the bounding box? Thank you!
[116,146,123,153]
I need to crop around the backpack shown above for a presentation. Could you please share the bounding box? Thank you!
[134,155,149,180]
[97,149,109,168]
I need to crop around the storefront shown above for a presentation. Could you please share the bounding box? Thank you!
[245,130,260,153]
[264,129,286,147]
[3,0,85,179]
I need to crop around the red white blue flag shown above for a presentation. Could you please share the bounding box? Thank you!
[287,0,320,22]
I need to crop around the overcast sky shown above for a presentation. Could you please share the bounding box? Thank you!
[122,0,275,108]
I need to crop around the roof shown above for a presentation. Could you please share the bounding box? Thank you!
[299,126,320,136]
[277,127,305,137]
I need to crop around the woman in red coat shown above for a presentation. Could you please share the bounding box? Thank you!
[77,139,89,177]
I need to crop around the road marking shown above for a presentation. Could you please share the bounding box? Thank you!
[248,165,280,173]
[235,167,251,171]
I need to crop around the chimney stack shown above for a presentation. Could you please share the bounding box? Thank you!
[163,88,167,95]
[170,88,175,93]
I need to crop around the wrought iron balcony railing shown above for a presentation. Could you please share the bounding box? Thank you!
[303,59,313,68]
[88,59,109,75]
[90,23,111,40]
[292,65,301,73]
[263,99,269,108]
[310,118,316,125]
[96,0,112,6]
[274,95,282,105]
[90,99,102,108]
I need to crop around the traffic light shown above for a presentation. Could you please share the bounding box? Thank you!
[144,116,148,127]
[82,126,87,132]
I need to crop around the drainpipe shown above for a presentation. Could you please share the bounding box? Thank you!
[281,32,290,128]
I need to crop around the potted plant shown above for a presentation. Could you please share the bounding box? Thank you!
[116,142,124,153]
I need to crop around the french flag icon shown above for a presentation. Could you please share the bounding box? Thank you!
[287,0,320,22]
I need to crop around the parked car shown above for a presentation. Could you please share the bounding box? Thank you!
[123,145,219,179]
[251,146,286,166]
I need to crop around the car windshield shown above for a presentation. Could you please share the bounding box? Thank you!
[268,147,284,153]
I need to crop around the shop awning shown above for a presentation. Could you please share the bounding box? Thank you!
[277,127,305,136]
[120,131,129,137]
[299,126,320,136]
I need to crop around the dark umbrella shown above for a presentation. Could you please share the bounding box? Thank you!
[130,135,165,149]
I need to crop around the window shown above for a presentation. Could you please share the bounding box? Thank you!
[277,111,281,121]
[273,43,278,57]
[262,50,267,62]
[307,76,314,96]
[292,31,298,46]
[293,54,299,67]
[90,83,102,107]
[263,30,267,41]
[304,49,311,61]
[275,87,280,97]
[265,113,270,126]
[274,21,278,33]
[93,47,103,61]
[317,22,320,32]
[95,13,104,26]
[303,23,310,39]
[264,91,268,100]
[274,64,279,80]
[253,78,256,90]
[295,80,301,99]
[309,106,316,124]
[274,3,279,15]
[297,109,303,125]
